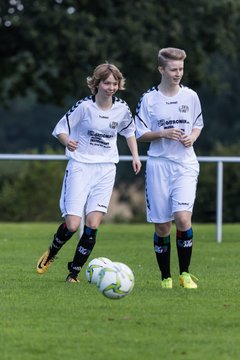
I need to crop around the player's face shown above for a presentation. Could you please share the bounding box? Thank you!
[97,74,119,98]
[159,60,184,86]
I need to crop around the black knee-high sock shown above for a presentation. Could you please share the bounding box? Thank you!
[176,228,193,274]
[69,225,97,277]
[48,223,75,259]
[154,233,171,280]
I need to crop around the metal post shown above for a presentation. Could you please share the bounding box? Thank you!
[216,161,223,243]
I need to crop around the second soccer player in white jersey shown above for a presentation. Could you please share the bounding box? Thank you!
[135,47,204,289]
[37,63,141,283]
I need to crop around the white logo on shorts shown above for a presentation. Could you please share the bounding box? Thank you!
[97,204,107,209]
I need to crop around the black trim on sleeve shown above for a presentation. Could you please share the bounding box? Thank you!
[65,113,71,135]
[119,118,134,133]
[195,112,202,121]
[135,113,149,129]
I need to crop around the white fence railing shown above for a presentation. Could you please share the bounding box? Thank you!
[0,154,240,243]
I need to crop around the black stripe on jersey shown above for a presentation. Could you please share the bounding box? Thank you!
[195,112,202,121]
[64,95,93,134]
[114,96,132,117]
[119,117,134,133]
[135,113,148,129]
[66,113,71,135]
[135,86,157,115]
[134,86,157,130]
[113,96,134,133]
[66,95,92,117]
[113,96,128,107]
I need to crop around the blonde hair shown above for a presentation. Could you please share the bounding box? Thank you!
[87,63,126,95]
[158,47,187,67]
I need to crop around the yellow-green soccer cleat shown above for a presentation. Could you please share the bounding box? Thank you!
[66,274,80,283]
[161,277,173,289]
[37,249,55,274]
[179,272,198,289]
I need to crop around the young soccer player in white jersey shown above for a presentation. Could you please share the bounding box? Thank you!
[37,63,141,283]
[135,47,203,289]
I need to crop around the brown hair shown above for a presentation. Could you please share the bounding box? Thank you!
[158,47,187,67]
[87,63,126,95]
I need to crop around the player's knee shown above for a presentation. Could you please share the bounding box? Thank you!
[65,219,81,233]
[67,224,79,233]
[85,220,99,230]
[174,211,192,231]
[155,222,171,237]
[174,215,191,231]
[85,212,103,229]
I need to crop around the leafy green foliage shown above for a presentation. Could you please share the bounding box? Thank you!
[0,1,240,222]
[1,0,240,151]
[194,142,240,223]
[0,144,239,222]
[1,0,240,106]
[0,147,66,221]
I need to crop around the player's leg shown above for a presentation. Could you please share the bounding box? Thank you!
[66,211,103,282]
[174,211,193,274]
[146,158,173,288]
[66,163,116,283]
[37,220,78,274]
[37,217,80,275]
[154,222,172,288]
[51,216,80,257]
[37,160,87,275]
[173,168,198,288]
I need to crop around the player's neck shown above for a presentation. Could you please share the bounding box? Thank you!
[158,83,180,97]
[95,94,113,110]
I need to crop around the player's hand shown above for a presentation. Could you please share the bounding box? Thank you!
[132,157,142,175]
[67,139,78,152]
[163,128,183,140]
[180,134,196,147]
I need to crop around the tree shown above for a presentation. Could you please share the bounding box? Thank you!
[1,0,240,108]
[193,142,240,223]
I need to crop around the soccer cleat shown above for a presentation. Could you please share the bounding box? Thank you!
[161,277,173,289]
[66,274,79,283]
[179,272,198,289]
[37,249,56,274]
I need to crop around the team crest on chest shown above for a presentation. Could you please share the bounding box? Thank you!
[157,119,165,127]
[109,121,118,129]
[179,105,189,113]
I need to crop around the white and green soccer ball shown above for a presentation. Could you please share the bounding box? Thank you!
[97,262,135,299]
[112,262,135,282]
[85,257,113,284]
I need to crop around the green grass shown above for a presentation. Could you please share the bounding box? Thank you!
[0,222,240,360]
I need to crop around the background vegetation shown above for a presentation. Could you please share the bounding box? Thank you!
[0,0,240,222]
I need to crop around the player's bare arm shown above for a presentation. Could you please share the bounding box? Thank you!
[138,128,183,142]
[126,136,142,175]
[180,128,202,148]
[57,133,78,152]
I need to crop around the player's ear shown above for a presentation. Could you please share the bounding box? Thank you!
[158,66,164,75]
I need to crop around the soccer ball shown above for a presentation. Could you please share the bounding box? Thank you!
[112,262,135,282]
[97,263,135,299]
[85,257,113,284]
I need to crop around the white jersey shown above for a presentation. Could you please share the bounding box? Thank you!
[53,95,135,163]
[135,85,204,169]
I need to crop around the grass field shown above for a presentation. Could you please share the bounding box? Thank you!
[0,222,239,360]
